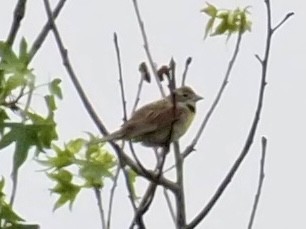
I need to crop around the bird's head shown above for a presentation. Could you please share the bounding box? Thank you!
[167,86,203,104]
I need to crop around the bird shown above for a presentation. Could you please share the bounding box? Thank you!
[101,86,203,147]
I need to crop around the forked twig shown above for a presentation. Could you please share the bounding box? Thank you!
[29,0,67,62]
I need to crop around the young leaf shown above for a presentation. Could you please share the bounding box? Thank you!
[19,38,29,64]
[48,170,81,211]
[127,168,138,199]
[49,78,63,99]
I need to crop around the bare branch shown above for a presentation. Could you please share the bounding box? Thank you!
[131,77,144,114]
[6,0,27,46]
[248,136,267,229]
[130,147,169,228]
[186,1,292,228]
[163,188,176,224]
[113,33,128,122]
[272,12,294,34]
[29,0,67,63]
[94,188,107,229]
[132,0,166,97]
[183,31,243,158]
[173,141,186,228]
[255,54,263,64]
[106,166,121,229]
[181,57,192,86]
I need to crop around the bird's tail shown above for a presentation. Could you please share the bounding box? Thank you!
[100,130,124,142]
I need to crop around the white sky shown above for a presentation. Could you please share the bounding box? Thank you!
[0,0,305,228]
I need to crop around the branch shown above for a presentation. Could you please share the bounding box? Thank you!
[94,188,106,229]
[181,57,192,86]
[248,136,267,229]
[272,12,294,34]
[173,141,186,227]
[131,77,144,114]
[186,2,292,228]
[28,0,67,63]
[163,188,176,224]
[6,0,27,46]
[182,31,243,158]
[113,33,128,122]
[106,166,120,229]
[130,147,169,229]
[132,0,166,97]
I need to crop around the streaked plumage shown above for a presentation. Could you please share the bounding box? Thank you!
[101,86,203,147]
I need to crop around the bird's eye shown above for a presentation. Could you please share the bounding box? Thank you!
[183,93,188,97]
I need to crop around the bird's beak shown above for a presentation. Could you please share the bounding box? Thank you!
[193,94,203,102]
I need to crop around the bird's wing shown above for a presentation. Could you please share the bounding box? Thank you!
[122,102,185,139]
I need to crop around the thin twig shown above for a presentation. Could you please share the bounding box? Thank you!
[272,12,294,34]
[132,0,166,97]
[183,31,243,158]
[131,77,144,114]
[94,187,107,229]
[181,57,192,86]
[6,0,27,46]
[106,166,121,229]
[185,2,293,228]
[29,0,67,63]
[248,136,267,229]
[113,33,128,122]
[163,188,176,224]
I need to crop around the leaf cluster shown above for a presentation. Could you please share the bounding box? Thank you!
[201,2,252,39]
[39,136,117,210]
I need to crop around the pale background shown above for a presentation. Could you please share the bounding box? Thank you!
[0,0,305,228]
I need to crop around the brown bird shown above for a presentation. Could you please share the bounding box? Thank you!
[101,86,203,147]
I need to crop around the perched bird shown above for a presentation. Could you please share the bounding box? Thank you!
[101,86,203,147]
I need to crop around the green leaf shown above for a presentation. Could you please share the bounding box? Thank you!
[38,143,75,169]
[5,73,27,92]
[127,168,138,199]
[44,95,57,112]
[48,170,81,210]
[4,224,40,229]
[49,78,62,99]
[0,202,24,224]
[212,19,228,36]
[79,161,113,188]
[0,42,18,65]
[19,38,29,64]
[66,138,86,154]
[0,177,5,199]
[0,128,16,150]
[204,17,215,38]
[201,3,217,17]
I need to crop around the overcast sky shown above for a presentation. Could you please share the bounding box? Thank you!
[0,0,305,228]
